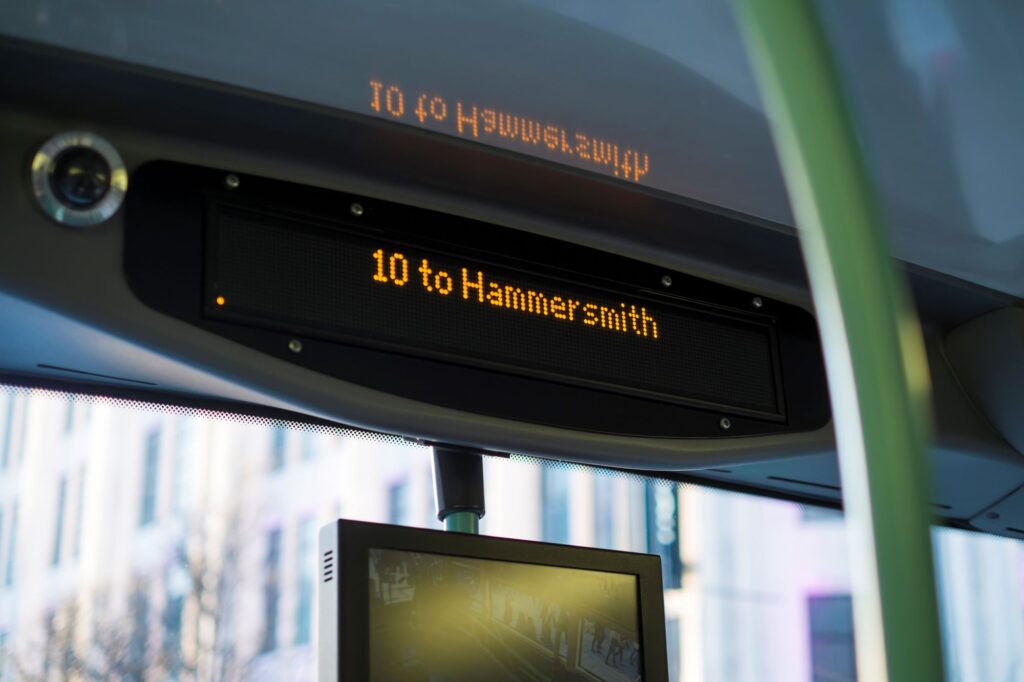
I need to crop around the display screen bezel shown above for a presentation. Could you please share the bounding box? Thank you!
[332,520,669,682]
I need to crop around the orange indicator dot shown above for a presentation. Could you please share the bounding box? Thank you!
[215,296,226,306]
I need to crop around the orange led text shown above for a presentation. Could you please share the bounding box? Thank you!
[372,249,659,341]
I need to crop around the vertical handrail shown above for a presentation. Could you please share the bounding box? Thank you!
[727,1,945,680]
[444,511,481,534]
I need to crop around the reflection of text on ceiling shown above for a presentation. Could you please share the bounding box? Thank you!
[369,80,650,184]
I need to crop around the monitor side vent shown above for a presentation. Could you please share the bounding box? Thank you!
[323,549,334,583]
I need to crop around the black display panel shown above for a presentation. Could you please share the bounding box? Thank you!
[206,205,781,418]
[124,161,831,438]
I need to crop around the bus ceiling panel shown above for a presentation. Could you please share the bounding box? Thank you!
[814,1,1024,299]
[970,485,1024,541]
[693,453,844,507]
[920,350,1024,513]
[946,308,1024,457]
[0,36,813,307]
[925,336,1022,463]
[0,37,1014,330]
[930,447,1024,521]
[0,2,792,229]
[3,2,1024,298]
[689,441,1024,521]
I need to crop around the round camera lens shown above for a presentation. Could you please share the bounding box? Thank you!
[50,147,112,208]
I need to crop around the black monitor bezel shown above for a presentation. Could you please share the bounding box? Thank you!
[330,519,669,682]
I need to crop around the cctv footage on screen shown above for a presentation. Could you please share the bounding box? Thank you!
[368,548,644,682]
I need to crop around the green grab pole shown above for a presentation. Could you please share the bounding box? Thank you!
[444,511,480,534]
[727,1,945,681]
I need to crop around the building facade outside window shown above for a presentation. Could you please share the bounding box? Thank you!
[301,432,317,462]
[171,419,195,515]
[261,528,282,653]
[127,588,150,682]
[4,501,16,587]
[51,477,67,566]
[541,467,570,544]
[0,630,8,681]
[646,482,683,589]
[270,428,286,472]
[666,618,681,682]
[162,591,184,679]
[593,473,616,549]
[808,595,857,682]
[72,467,85,558]
[139,429,160,527]
[0,396,13,470]
[388,479,410,526]
[0,389,1021,681]
[295,518,315,646]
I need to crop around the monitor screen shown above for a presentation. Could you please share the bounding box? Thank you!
[319,520,667,682]
[369,548,643,682]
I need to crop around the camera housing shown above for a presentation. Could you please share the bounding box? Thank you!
[31,131,127,227]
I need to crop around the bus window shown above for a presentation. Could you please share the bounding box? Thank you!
[0,386,1020,681]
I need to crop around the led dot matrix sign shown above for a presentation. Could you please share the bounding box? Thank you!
[205,204,783,420]
[125,162,828,437]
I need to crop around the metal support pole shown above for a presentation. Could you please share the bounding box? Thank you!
[727,1,945,681]
[432,446,485,534]
[443,511,480,535]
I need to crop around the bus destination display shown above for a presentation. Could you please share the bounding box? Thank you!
[206,206,781,417]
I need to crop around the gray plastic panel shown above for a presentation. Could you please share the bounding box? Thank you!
[4,1,1024,297]
[970,486,1024,540]
[946,308,1024,455]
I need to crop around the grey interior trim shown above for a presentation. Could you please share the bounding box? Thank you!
[945,308,1024,456]
[970,485,1024,539]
